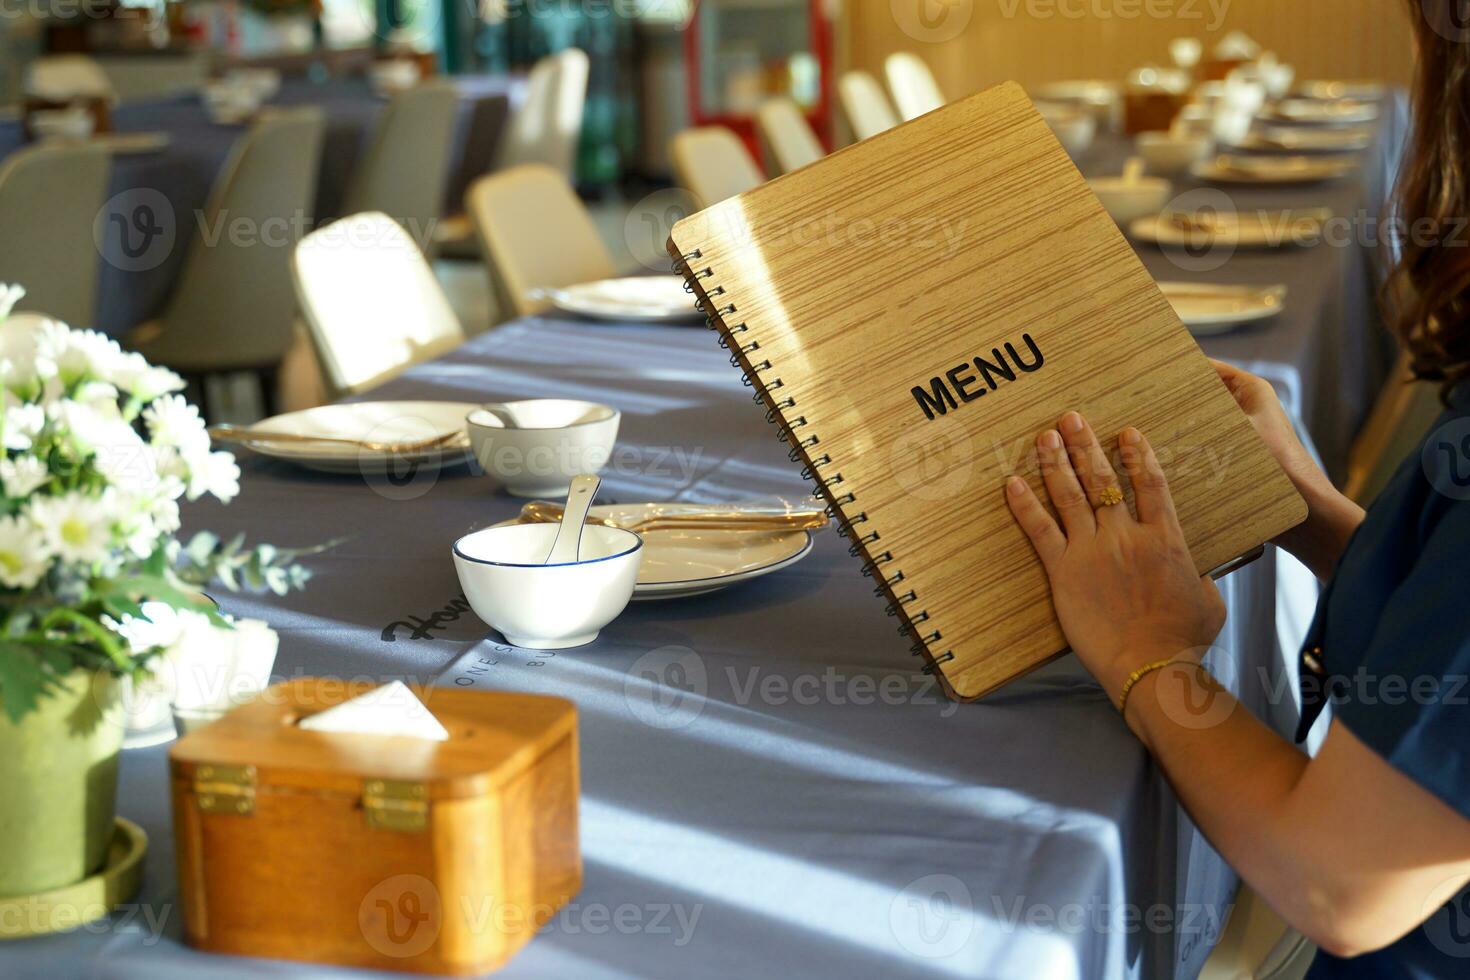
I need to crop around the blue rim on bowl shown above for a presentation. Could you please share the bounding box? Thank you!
[453,525,644,569]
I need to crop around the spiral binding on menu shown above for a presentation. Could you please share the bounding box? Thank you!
[674,249,957,678]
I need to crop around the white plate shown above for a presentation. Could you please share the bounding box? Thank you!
[1159,282,1286,335]
[234,401,476,474]
[494,502,816,600]
[1263,98,1379,126]
[541,276,703,323]
[1234,125,1374,153]
[1192,154,1354,184]
[1130,211,1326,250]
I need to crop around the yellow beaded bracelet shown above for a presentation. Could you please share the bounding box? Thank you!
[1117,658,1179,716]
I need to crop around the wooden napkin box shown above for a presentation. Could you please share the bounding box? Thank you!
[169,679,580,975]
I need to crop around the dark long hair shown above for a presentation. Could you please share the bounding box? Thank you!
[1387,2,1470,398]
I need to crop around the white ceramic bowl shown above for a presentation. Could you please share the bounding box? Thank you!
[454,523,643,649]
[369,60,421,96]
[227,68,281,101]
[466,399,620,498]
[1087,176,1172,228]
[1040,107,1096,158]
[31,107,94,141]
[1135,132,1213,177]
[201,81,260,124]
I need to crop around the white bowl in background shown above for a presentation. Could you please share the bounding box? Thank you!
[1039,105,1096,159]
[466,399,620,498]
[227,68,280,101]
[201,81,260,124]
[1087,176,1173,228]
[1135,132,1213,177]
[454,523,644,649]
[31,107,94,141]
[369,60,421,97]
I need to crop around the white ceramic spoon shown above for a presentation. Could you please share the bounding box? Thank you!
[477,403,525,429]
[545,474,601,565]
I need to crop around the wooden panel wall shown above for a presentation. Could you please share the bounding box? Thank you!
[842,0,1415,99]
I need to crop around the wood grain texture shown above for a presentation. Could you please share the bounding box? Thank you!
[669,82,1306,699]
[169,679,580,975]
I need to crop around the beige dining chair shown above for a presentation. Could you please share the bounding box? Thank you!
[25,55,117,104]
[885,52,946,121]
[292,212,465,399]
[129,108,325,417]
[435,48,590,259]
[497,48,590,182]
[0,142,111,328]
[839,71,901,142]
[1198,885,1315,980]
[341,80,459,245]
[755,98,825,175]
[466,164,614,318]
[670,126,765,210]
[1344,352,1444,504]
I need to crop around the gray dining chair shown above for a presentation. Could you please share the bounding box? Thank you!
[128,108,325,417]
[341,80,459,245]
[0,142,111,327]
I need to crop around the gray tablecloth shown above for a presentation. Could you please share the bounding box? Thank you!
[0,76,518,337]
[2,316,1293,980]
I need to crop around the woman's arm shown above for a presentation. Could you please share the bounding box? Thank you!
[1004,412,1470,956]
[1211,360,1366,579]
[1127,672,1470,957]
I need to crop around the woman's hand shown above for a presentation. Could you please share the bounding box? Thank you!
[1211,359,1364,579]
[1004,412,1226,703]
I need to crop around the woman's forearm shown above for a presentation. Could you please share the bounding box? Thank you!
[1275,474,1366,580]
[1118,663,1470,957]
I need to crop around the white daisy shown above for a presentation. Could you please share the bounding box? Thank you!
[112,352,185,403]
[0,455,49,498]
[0,314,64,392]
[0,514,49,589]
[51,328,128,387]
[0,283,24,321]
[2,400,46,452]
[183,449,241,503]
[142,395,209,456]
[27,490,115,566]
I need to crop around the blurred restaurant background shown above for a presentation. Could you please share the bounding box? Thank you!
[0,0,1424,478]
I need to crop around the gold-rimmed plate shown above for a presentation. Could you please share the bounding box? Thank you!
[1159,282,1287,336]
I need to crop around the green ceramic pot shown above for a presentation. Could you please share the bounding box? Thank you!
[0,668,125,897]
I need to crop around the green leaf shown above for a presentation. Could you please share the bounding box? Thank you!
[0,639,78,723]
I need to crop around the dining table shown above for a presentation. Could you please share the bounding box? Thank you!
[0,75,522,337]
[0,93,1408,980]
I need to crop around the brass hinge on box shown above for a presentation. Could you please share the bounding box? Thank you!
[364,779,428,833]
[195,765,257,816]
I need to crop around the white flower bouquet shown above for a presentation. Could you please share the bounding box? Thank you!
[0,283,320,722]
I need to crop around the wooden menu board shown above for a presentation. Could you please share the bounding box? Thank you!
[669,82,1306,699]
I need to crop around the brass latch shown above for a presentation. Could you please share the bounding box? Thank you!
[195,764,257,816]
[364,780,428,832]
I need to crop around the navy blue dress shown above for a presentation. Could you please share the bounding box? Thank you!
[1297,384,1470,978]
